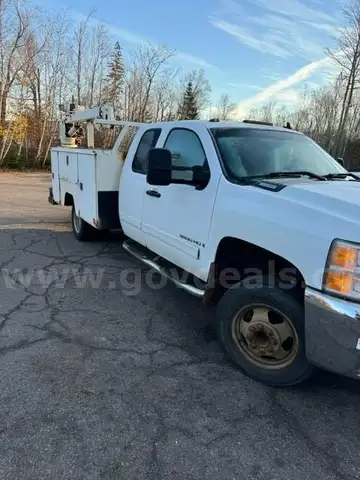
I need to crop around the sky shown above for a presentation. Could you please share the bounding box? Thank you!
[38,0,346,116]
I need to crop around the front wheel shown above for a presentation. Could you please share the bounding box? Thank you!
[215,277,314,387]
[71,205,95,241]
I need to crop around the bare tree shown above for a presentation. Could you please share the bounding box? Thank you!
[123,63,144,121]
[30,12,71,165]
[0,6,211,166]
[326,0,360,158]
[134,42,175,122]
[72,11,94,106]
[85,22,111,107]
[248,101,277,123]
[216,93,236,120]
[180,69,211,114]
[0,0,32,126]
[274,105,291,126]
[152,67,180,121]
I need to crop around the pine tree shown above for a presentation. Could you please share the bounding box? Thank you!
[103,42,125,107]
[179,82,199,120]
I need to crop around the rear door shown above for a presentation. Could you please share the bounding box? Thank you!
[118,127,162,245]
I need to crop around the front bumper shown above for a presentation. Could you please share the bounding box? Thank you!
[305,287,360,379]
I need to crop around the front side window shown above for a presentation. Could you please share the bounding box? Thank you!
[164,128,208,181]
[211,127,347,182]
[132,128,161,174]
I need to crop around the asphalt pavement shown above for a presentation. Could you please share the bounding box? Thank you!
[0,172,359,480]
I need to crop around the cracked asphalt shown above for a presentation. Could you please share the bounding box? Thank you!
[1,172,360,480]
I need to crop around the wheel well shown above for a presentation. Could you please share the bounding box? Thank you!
[64,193,74,206]
[208,237,306,304]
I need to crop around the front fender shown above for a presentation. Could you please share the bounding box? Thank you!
[206,179,352,290]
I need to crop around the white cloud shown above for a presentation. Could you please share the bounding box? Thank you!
[227,82,261,90]
[175,52,218,70]
[249,0,335,23]
[261,71,284,82]
[110,30,218,70]
[235,57,333,116]
[104,24,148,45]
[71,9,217,70]
[303,21,342,38]
[210,0,341,61]
[248,14,326,58]
[272,88,302,106]
[209,17,291,58]
[210,0,343,114]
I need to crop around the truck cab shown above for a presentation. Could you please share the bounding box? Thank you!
[50,106,360,387]
[119,121,220,281]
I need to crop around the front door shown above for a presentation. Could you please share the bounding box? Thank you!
[141,125,221,279]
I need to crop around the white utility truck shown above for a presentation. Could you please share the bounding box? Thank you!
[49,103,360,387]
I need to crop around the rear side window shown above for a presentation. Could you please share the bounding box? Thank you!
[132,129,161,174]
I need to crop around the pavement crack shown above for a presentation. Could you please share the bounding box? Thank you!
[33,320,154,358]
[0,294,33,333]
[150,439,161,480]
[0,337,50,356]
[269,390,350,480]
[148,404,167,479]
[53,234,65,256]
[0,256,16,269]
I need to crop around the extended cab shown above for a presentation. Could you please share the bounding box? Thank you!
[49,104,360,387]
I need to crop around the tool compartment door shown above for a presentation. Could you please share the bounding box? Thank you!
[76,151,97,227]
[51,150,61,203]
[58,149,78,184]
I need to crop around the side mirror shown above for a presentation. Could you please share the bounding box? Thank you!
[192,165,210,189]
[337,157,344,166]
[147,148,172,186]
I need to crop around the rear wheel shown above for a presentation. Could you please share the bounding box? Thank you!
[71,205,95,241]
[215,276,314,386]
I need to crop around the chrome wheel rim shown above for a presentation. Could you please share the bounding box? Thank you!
[231,304,299,370]
[73,209,82,234]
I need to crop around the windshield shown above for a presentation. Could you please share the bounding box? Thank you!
[210,127,347,181]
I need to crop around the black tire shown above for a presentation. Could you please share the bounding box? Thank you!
[215,276,315,387]
[71,205,95,241]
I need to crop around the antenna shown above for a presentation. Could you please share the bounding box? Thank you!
[70,95,76,112]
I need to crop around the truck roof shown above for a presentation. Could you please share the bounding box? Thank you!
[148,119,304,134]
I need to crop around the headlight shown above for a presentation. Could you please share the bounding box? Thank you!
[323,239,360,299]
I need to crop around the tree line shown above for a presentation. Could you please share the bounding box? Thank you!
[2,0,360,170]
[0,0,238,169]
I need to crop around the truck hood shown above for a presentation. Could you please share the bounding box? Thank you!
[275,179,360,223]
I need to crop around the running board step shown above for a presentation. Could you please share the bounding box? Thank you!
[122,239,206,298]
